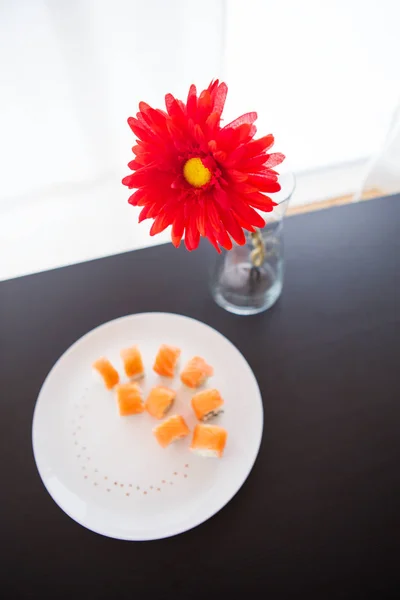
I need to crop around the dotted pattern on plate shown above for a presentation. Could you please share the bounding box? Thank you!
[71,400,190,497]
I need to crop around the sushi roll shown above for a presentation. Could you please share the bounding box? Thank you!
[190,424,227,458]
[191,389,224,421]
[180,356,214,388]
[120,345,144,380]
[92,357,119,390]
[153,344,181,378]
[153,415,190,448]
[145,386,176,419]
[116,382,144,416]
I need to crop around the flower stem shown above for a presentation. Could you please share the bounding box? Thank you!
[250,228,266,268]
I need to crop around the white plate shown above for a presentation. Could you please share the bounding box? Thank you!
[32,313,263,540]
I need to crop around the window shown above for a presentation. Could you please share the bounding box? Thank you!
[1,0,399,279]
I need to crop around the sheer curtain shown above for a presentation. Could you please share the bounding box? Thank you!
[1,0,399,280]
[356,98,400,199]
[224,0,400,172]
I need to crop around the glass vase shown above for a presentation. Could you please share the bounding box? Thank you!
[210,172,295,315]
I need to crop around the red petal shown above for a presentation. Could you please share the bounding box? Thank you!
[224,112,257,129]
[122,174,135,188]
[128,159,143,170]
[184,217,200,251]
[215,228,233,251]
[165,94,179,116]
[206,197,223,233]
[124,169,154,188]
[231,195,266,228]
[131,144,143,156]
[227,169,248,183]
[227,181,259,194]
[194,124,206,145]
[138,205,152,222]
[248,124,257,138]
[248,170,278,182]
[223,145,247,168]
[171,211,185,248]
[165,95,187,132]
[150,211,172,236]
[139,198,167,222]
[207,79,219,97]
[136,111,153,130]
[186,84,197,119]
[198,89,211,108]
[128,189,147,206]
[132,145,152,164]
[213,150,227,163]
[138,101,151,112]
[263,152,285,168]
[218,209,246,246]
[164,93,174,113]
[127,117,157,143]
[197,90,212,122]
[205,112,220,133]
[166,119,184,143]
[236,123,253,144]
[216,126,239,149]
[205,223,221,253]
[247,173,281,193]
[212,82,228,116]
[240,154,270,170]
[196,200,207,237]
[244,134,275,158]
[140,105,168,133]
[247,192,277,212]
[233,213,256,233]
[214,187,233,211]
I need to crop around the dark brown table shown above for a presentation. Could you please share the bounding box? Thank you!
[1,195,399,599]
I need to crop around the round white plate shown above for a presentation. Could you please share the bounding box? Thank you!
[32,313,263,540]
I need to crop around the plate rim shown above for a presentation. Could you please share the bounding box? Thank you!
[32,312,263,541]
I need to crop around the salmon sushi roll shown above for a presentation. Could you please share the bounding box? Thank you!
[116,382,144,416]
[92,357,119,390]
[153,344,181,378]
[191,389,224,421]
[190,424,227,458]
[145,386,176,419]
[180,356,214,388]
[120,345,144,380]
[153,415,190,448]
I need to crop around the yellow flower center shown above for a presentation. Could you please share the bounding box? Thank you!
[183,157,212,188]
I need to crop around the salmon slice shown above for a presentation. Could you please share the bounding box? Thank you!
[180,356,214,388]
[191,389,224,421]
[153,415,190,448]
[145,386,176,419]
[120,345,144,379]
[153,344,181,378]
[92,357,119,390]
[190,424,227,458]
[116,382,144,416]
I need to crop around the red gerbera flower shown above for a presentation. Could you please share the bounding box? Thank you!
[122,80,285,252]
